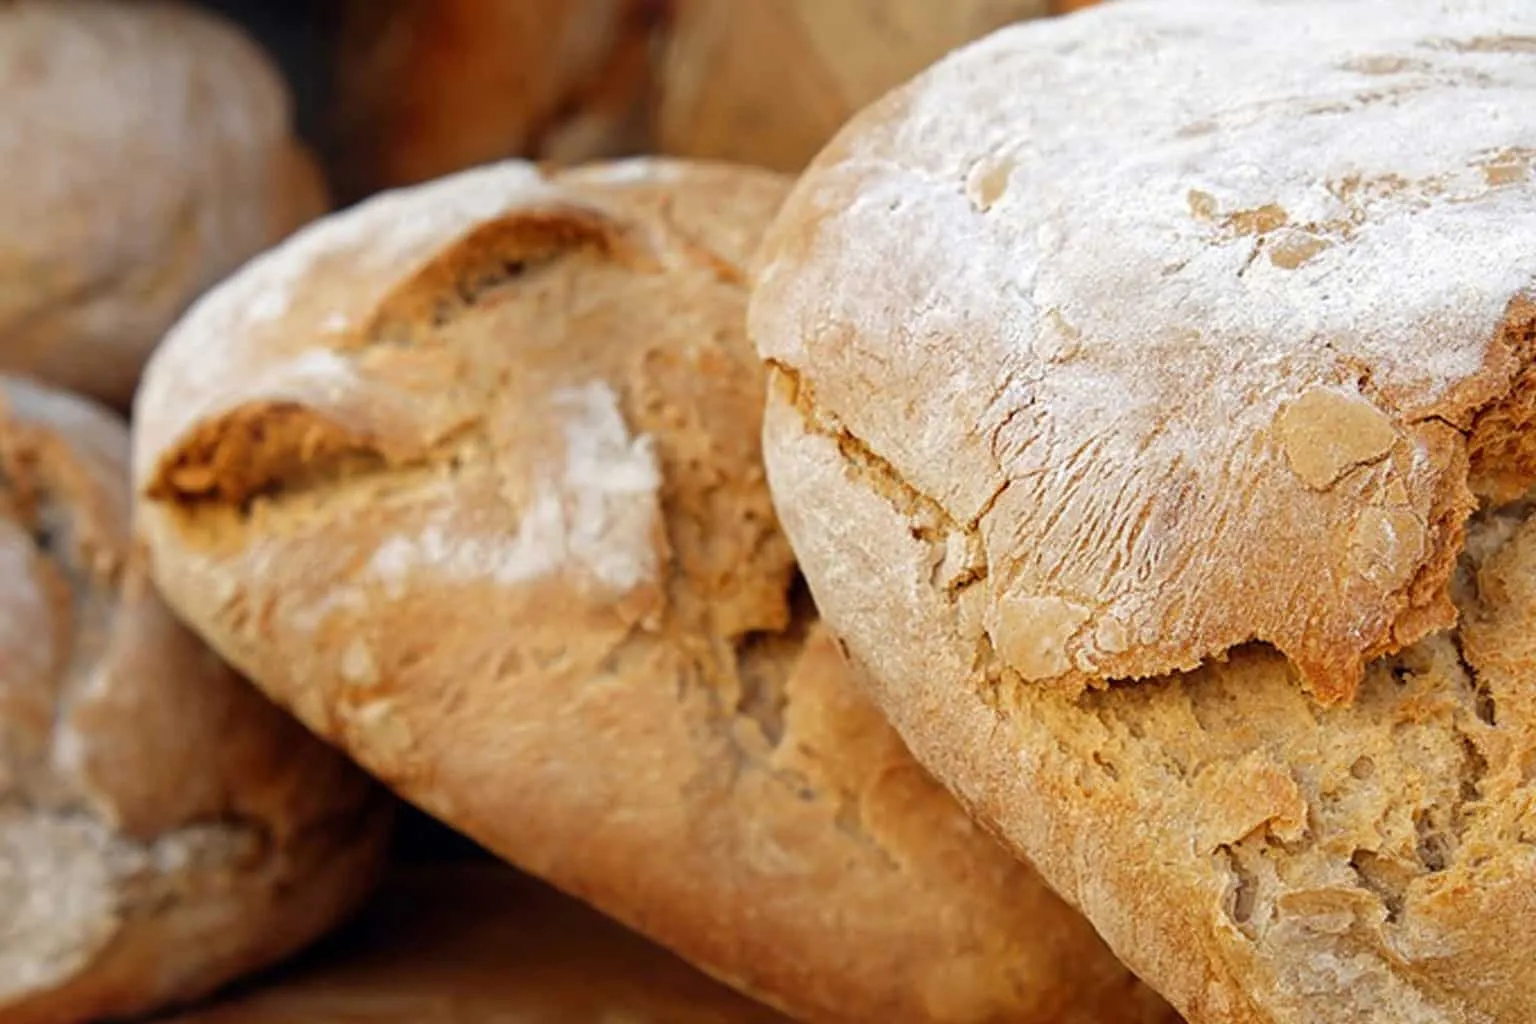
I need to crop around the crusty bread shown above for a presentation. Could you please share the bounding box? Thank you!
[764,385,1536,1023]
[170,865,792,1023]
[750,0,1536,704]
[132,158,1176,1024]
[0,0,327,411]
[749,2,1536,1020]
[0,376,390,1024]
[330,0,659,201]
[656,0,1051,173]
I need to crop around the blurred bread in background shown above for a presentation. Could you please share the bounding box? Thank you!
[0,0,326,411]
[329,0,663,201]
[654,0,1052,171]
[0,375,390,1024]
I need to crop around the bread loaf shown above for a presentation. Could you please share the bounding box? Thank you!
[169,866,792,1023]
[0,376,390,1024]
[0,0,326,410]
[656,0,1051,172]
[330,0,659,201]
[132,158,1176,1024]
[750,2,1536,1020]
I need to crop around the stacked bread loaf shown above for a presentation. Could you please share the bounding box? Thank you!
[0,3,392,1022]
[7,0,1534,1021]
[749,0,1536,1021]
[129,157,1175,1023]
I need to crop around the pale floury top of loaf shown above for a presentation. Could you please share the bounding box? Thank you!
[0,0,325,407]
[751,0,1536,702]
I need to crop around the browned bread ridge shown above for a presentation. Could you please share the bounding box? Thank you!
[656,0,1051,173]
[131,158,1177,1024]
[0,0,327,410]
[330,0,660,201]
[0,375,390,1024]
[170,865,793,1023]
[751,0,1536,704]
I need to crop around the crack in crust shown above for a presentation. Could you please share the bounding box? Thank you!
[762,368,1536,1019]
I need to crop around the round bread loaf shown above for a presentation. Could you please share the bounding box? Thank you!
[751,2,1536,1020]
[330,0,658,201]
[751,0,1536,704]
[169,866,792,1024]
[0,0,327,411]
[656,0,1051,172]
[0,376,390,1024]
[131,158,1176,1024]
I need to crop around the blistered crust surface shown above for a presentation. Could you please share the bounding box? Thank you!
[133,158,1174,1024]
[750,0,1536,702]
[0,376,386,1024]
[0,0,324,407]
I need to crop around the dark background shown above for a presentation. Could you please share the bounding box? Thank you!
[189,0,334,148]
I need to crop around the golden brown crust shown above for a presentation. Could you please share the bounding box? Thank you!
[750,0,1536,703]
[655,0,1052,173]
[0,375,390,1024]
[169,866,792,1024]
[764,376,1536,1021]
[0,0,327,410]
[329,0,661,201]
[134,158,1176,1024]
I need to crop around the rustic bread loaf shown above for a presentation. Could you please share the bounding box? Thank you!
[0,375,389,1024]
[750,2,1536,1020]
[656,0,1051,172]
[765,387,1536,1023]
[0,0,326,410]
[132,158,1176,1024]
[751,0,1536,704]
[169,866,792,1024]
[330,0,659,201]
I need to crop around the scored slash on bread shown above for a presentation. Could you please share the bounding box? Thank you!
[751,0,1536,705]
[131,158,1177,1024]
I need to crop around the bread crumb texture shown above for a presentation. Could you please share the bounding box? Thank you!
[133,158,1176,1024]
[0,0,325,408]
[0,377,387,1024]
[750,0,1536,703]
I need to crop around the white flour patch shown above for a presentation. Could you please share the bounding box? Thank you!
[367,380,661,593]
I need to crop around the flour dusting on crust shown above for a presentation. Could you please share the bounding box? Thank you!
[752,0,1536,700]
[368,381,661,593]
